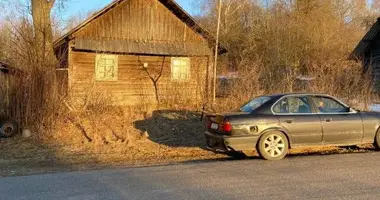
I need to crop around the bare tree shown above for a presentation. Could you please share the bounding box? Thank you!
[31,0,58,65]
[138,57,166,105]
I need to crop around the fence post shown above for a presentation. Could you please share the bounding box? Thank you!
[6,75,9,116]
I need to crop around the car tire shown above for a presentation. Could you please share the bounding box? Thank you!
[374,130,380,151]
[257,131,289,160]
[0,121,18,138]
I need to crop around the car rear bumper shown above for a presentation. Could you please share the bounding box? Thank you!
[204,131,259,152]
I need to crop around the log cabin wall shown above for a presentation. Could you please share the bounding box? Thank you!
[70,51,208,105]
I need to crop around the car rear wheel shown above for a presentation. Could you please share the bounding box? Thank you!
[258,131,289,160]
[374,130,380,151]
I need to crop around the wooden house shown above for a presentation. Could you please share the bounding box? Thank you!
[54,0,226,106]
[350,18,380,92]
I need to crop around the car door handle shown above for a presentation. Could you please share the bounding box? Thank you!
[324,118,332,122]
[284,119,293,123]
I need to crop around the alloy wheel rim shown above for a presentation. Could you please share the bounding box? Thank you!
[264,134,285,157]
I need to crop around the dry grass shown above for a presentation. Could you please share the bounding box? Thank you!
[0,108,228,177]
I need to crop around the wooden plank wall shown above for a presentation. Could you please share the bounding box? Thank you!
[0,72,25,122]
[0,72,8,115]
[56,70,69,96]
[367,40,380,92]
[73,0,209,49]
[69,51,208,105]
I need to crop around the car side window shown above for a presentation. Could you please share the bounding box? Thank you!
[311,96,349,113]
[273,96,312,114]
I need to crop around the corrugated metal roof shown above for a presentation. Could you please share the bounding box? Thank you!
[349,18,380,60]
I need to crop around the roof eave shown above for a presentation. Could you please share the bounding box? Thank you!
[349,18,380,61]
[54,0,124,48]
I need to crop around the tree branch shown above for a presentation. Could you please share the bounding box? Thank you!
[47,0,56,9]
[138,56,166,104]
[156,56,166,81]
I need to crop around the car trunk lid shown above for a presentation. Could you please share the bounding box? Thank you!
[206,112,249,134]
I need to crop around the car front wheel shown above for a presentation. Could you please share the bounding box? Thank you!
[258,131,289,160]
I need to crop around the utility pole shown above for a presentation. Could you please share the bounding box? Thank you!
[213,0,222,104]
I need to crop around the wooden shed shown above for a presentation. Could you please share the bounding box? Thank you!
[350,18,380,92]
[0,61,10,112]
[0,61,25,118]
[54,0,226,106]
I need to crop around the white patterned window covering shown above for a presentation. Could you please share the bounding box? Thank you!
[95,54,118,81]
[171,57,190,81]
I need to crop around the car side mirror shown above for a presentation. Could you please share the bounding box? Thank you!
[349,107,358,113]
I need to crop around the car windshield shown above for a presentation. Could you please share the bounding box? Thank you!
[240,96,271,113]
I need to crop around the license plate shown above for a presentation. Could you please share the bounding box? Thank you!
[211,123,219,130]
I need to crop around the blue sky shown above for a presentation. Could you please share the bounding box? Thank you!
[61,0,196,20]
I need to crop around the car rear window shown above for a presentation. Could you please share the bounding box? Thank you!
[240,96,271,113]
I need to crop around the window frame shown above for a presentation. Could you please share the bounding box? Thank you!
[272,95,314,115]
[310,95,352,114]
[240,96,272,113]
[170,57,190,81]
[271,94,356,115]
[95,54,118,81]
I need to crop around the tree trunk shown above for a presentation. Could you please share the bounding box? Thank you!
[153,81,160,104]
[31,0,56,66]
[29,0,58,131]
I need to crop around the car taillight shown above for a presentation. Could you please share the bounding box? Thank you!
[206,120,212,129]
[222,121,232,132]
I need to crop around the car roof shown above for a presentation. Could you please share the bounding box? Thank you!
[268,93,332,98]
[267,93,350,107]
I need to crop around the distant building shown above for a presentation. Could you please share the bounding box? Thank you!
[0,61,24,116]
[216,72,240,97]
[54,0,226,105]
[350,18,380,91]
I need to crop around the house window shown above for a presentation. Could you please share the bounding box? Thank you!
[95,54,118,81]
[171,57,190,81]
